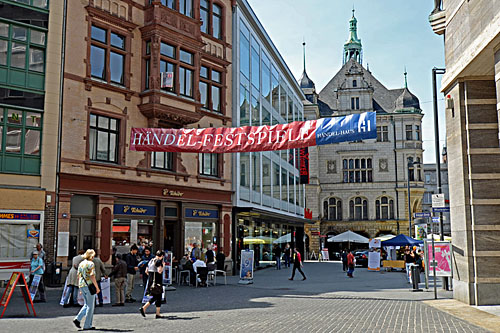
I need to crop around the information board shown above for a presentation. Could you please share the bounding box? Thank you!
[239,250,254,284]
[28,274,41,301]
[368,239,381,271]
[320,249,330,261]
[427,241,452,277]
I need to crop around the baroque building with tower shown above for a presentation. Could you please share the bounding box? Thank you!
[301,11,425,254]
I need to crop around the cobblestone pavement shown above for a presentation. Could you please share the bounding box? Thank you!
[0,262,491,332]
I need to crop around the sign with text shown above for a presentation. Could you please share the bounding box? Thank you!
[299,147,309,184]
[414,212,431,218]
[130,112,377,153]
[113,204,156,216]
[432,207,450,213]
[185,208,219,219]
[160,72,174,88]
[0,212,41,221]
[28,274,41,301]
[432,193,445,208]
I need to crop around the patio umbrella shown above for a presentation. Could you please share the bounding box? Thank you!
[327,230,369,249]
[273,233,291,244]
[381,234,423,247]
[243,237,266,245]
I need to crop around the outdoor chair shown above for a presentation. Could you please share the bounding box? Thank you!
[196,267,209,288]
[215,254,227,285]
[207,263,216,286]
[177,264,190,286]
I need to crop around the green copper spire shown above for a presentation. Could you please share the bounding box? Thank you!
[343,8,362,64]
[404,67,408,88]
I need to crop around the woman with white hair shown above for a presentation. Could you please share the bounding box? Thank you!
[73,249,100,330]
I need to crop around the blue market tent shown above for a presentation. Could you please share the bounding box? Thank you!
[381,234,423,247]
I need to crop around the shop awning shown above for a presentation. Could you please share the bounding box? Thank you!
[113,226,130,232]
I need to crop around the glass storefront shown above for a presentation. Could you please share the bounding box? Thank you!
[184,221,216,258]
[112,218,154,247]
[236,214,302,268]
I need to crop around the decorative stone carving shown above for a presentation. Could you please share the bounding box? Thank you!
[326,160,336,174]
[379,159,388,172]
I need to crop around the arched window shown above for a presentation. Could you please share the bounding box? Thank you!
[200,0,224,40]
[376,196,394,220]
[350,197,368,220]
[323,198,342,221]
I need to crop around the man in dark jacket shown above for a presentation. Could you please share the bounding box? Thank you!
[109,254,127,306]
[125,244,139,303]
[341,250,348,271]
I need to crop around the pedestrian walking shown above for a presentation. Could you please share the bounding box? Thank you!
[73,249,100,331]
[283,243,292,268]
[63,250,85,308]
[139,247,153,288]
[341,250,348,271]
[274,245,282,270]
[29,251,46,302]
[125,244,139,303]
[346,250,355,278]
[109,253,127,306]
[93,256,107,307]
[139,251,165,319]
[288,248,306,281]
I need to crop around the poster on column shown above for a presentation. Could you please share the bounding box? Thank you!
[427,241,452,277]
[239,250,254,284]
[368,239,381,271]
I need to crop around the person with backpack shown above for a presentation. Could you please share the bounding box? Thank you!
[288,248,306,281]
[139,251,165,319]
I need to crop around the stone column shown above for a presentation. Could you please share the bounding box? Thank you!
[446,77,500,305]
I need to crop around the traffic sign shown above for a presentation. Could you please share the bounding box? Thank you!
[432,207,450,213]
[432,217,440,223]
[432,194,445,208]
[414,212,431,218]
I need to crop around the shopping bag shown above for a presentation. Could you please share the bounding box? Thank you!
[97,278,111,304]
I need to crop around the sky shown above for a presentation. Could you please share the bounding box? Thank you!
[247,0,446,163]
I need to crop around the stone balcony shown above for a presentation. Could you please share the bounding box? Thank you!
[429,10,446,35]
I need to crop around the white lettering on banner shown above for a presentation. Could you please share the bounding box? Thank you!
[132,132,142,145]
[153,132,164,145]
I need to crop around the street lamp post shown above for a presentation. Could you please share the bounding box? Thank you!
[407,161,422,237]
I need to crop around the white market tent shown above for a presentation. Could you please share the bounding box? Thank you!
[374,234,396,242]
[327,230,369,243]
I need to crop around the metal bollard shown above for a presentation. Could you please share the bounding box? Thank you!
[411,265,423,292]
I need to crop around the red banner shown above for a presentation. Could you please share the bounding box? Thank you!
[130,121,318,153]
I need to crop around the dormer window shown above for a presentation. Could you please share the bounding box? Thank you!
[352,79,357,87]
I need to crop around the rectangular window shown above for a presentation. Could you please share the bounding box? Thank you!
[240,83,250,126]
[415,125,420,141]
[89,114,119,163]
[239,29,250,79]
[351,97,360,110]
[0,22,46,90]
[273,162,280,200]
[200,0,209,34]
[342,158,373,183]
[179,67,193,97]
[151,151,173,171]
[406,125,413,140]
[213,4,222,39]
[251,37,260,90]
[377,125,389,142]
[199,153,219,177]
[89,25,126,86]
[200,65,223,113]
[0,107,43,174]
[261,53,271,101]
[160,42,175,58]
[179,0,193,17]
[156,0,175,9]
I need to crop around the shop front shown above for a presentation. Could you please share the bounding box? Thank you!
[113,201,157,254]
[0,210,44,279]
[233,208,308,272]
[183,205,219,261]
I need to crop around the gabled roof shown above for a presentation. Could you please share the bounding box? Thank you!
[318,58,414,114]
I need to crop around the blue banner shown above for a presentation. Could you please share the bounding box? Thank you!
[113,204,156,216]
[315,112,377,146]
[185,208,219,219]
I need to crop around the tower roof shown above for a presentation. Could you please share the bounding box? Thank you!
[343,9,362,64]
[394,88,421,111]
[299,70,315,89]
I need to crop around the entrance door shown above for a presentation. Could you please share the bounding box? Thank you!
[164,222,178,256]
[69,218,95,259]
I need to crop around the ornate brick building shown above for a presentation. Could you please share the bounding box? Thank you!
[56,0,234,270]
